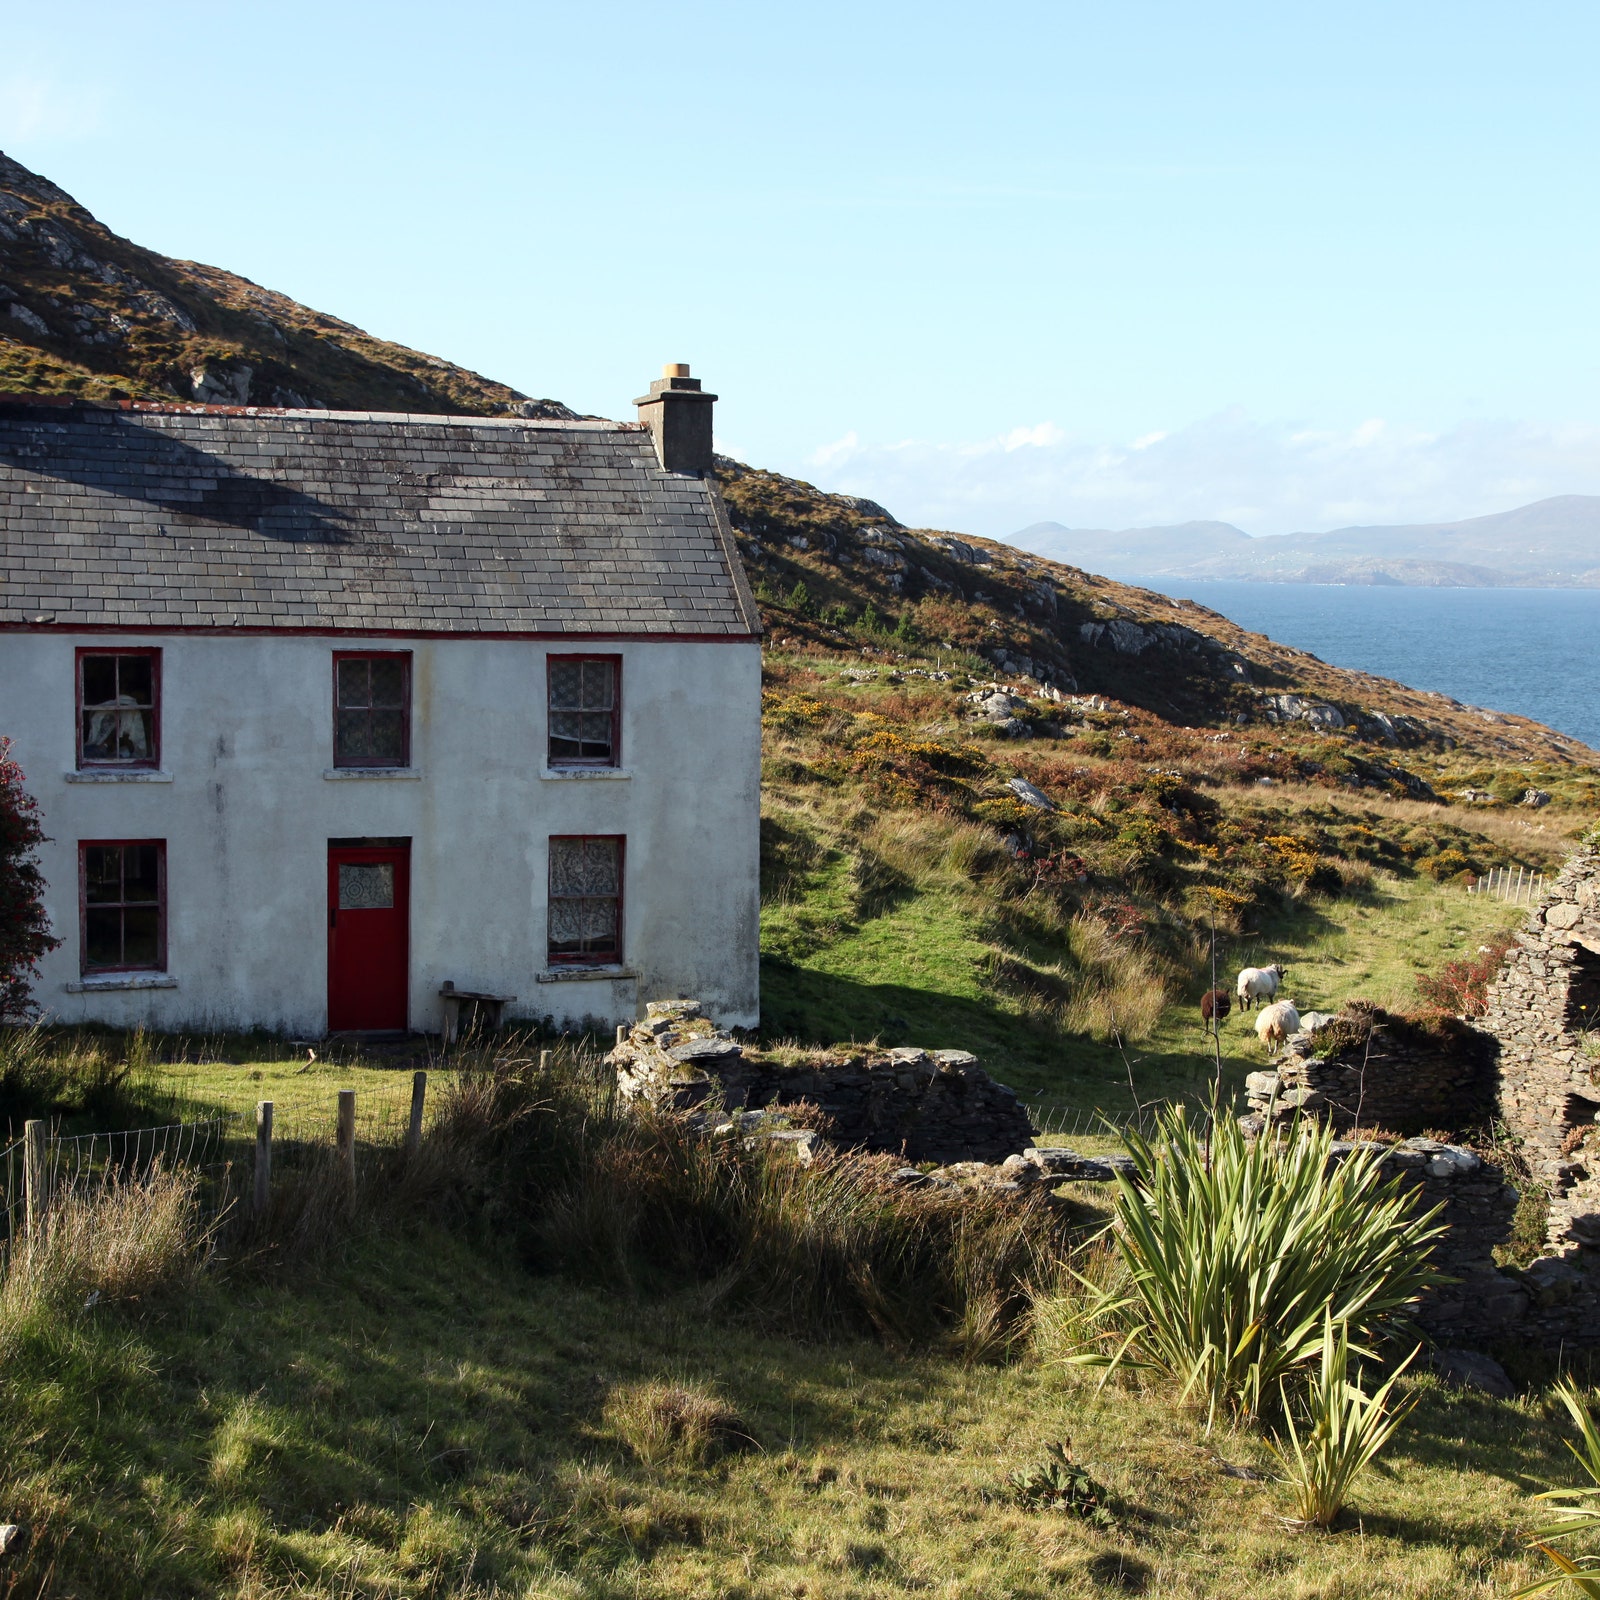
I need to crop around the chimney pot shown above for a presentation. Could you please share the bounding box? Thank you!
[635,362,717,474]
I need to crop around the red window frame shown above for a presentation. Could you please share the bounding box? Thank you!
[547,834,625,966]
[332,651,412,769]
[546,654,622,768]
[79,839,167,974]
[76,647,162,770]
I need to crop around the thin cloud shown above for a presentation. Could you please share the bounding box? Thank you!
[801,412,1600,538]
[0,73,104,145]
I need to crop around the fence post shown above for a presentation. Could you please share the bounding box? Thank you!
[539,1049,551,1073]
[337,1089,356,1189]
[22,1119,46,1243]
[616,1024,627,1047]
[407,1071,427,1156]
[254,1101,274,1214]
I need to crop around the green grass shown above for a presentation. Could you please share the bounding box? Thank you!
[761,831,1532,1132]
[0,1222,1583,1599]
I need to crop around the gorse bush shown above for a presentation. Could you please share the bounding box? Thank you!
[1061,1107,1444,1426]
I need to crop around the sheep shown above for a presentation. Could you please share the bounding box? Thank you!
[1236,963,1286,1011]
[1200,988,1232,1032]
[1255,999,1301,1051]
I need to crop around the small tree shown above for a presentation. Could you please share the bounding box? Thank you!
[786,580,813,617]
[0,738,60,1018]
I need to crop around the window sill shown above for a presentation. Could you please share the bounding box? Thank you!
[65,973,178,993]
[323,768,422,781]
[65,769,173,784]
[540,767,632,781]
[535,966,639,984]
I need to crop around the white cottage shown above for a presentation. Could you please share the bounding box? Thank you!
[0,366,762,1036]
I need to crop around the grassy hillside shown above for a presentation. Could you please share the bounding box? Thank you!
[724,457,1595,1112]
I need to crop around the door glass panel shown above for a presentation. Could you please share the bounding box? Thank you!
[339,862,395,910]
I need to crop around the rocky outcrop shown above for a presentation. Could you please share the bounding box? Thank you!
[612,1000,1037,1165]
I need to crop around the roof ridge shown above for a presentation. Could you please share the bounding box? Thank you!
[0,395,642,430]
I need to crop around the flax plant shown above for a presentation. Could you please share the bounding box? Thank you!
[1270,1314,1419,1528]
[1064,1106,1444,1427]
[1513,1381,1600,1598]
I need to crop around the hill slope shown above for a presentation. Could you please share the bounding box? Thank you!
[1016,495,1600,588]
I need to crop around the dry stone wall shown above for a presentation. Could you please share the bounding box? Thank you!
[611,1000,1038,1165]
[1480,832,1600,1256]
[1241,1003,1496,1135]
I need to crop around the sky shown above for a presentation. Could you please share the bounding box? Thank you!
[5,0,1600,539]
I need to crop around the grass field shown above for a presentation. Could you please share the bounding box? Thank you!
[1,1221,1589,1600]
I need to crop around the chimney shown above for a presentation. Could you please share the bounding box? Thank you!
[635,362,716,474]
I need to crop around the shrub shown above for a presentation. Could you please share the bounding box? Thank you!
[1421,848,1476,882]
[1269,1316,1419,1529]
[0,738,60,1019]
[1416,932,1516,1018]
[1062,1108,1444,1426]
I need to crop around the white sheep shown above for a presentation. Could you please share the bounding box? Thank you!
[1255,1000,1301,1051]
[1236,963,1286,1011]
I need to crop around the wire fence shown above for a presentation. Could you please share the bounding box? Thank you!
[1470,866,1547,905]
[0,1074,433,1278]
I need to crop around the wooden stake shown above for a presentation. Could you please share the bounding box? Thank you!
[539,1049,551,1072]
[407,1071,427,1156]
[22,1119,46,1243]
[254,1101,273,1214]
[337,1089,356,1188]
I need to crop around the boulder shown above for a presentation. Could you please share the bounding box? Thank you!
[1430,1348,1516,1399]
[1006,777,1057,811]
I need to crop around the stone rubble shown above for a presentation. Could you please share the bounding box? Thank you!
[611,1000,1039,1165]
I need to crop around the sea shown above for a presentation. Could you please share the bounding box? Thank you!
[1113,579,1600,752]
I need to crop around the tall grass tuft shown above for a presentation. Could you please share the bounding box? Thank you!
[1060,1106,1444,1426]
[0,1166,210,1352]
[1269,1315,1419,1528]
[431,1043,1071,1348]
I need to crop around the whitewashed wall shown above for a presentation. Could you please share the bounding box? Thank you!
[2,633,762,1035]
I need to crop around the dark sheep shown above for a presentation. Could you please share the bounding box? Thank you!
[1200,988,1232,1031]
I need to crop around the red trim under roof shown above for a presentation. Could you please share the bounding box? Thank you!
[0,622,758,642]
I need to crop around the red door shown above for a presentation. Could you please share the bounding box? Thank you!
[327,844,410,1031]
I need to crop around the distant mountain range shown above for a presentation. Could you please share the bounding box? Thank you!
[1014,497,1600,588]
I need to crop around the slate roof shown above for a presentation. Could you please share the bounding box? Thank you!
[0,401,760,635]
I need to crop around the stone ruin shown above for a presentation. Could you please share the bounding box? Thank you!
[610,1000,1039,1166]
[1480,832,1600,1257]
[1237,831,1600,1344]
[1242,1002,1496,1136]
[618,839,1600,1350]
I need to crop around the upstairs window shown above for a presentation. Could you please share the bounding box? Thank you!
[548,836,623,964]
[547,656,619,767]
[333,652,411,767]
[80,841,166,973]
[78,649,160,768]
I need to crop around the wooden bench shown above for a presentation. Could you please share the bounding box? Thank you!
[438,980,517,1047]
